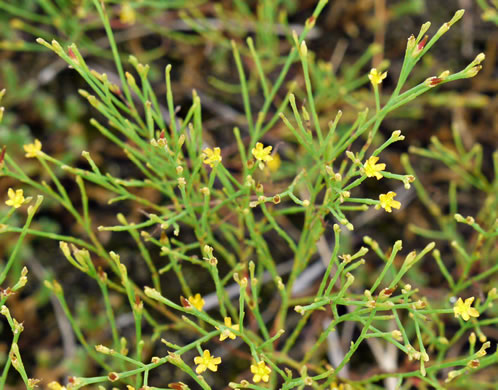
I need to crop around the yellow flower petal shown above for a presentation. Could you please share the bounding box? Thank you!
[217,317,239,341]
[364,156,386,180]
[453,296,480,321]
[368,68,387,86]
[194,350,221,374]
[250,361,271,383]
[23,139,42,158]
[202,147,222,168]
[252,143,273,163]
[5,188,25,208]
[377,191,401,213]
[188,293,205,311]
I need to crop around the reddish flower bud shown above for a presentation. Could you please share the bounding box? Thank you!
[425,77,443,87]
[68,47,77,60]
[417,35,429,50]
[0,145,6,166]
[180,296,191,308]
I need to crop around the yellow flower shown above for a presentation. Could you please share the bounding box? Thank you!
[120,3,136,25]
[5,188,25,208]
[364,156,386,180]
[23,139,42,158]
[217,317,240,341]
[376,191,401,213]
[252,142,273,162]
[368,68,387,86]
[453,297,480,321]
[250,361,271,383]
[194,350,221,374]
[47,382,67,390]
[202,147,222,168]
[252,142,273,169]
[188,293,205,311]
[267,152,281,172]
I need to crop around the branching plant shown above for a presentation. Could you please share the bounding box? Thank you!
[0,1,496,389]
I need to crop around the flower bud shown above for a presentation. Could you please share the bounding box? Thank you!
[200,187,210,196]
[36,37,52,50]
[391,330,403,341]
[379,288,395,300]
[391,130,404,141]
[438,70,451,79]
[464,65,482,78]
[1,305,10,317]
[125,71,136,87]
[449,9,465,26]
[445,370,461,383]
[44,280,63,295]
[425,76,443,87]
[95,345,114,354]
[294,305,304,315]
[476,341,490,358]
[144,286,161,299]
[407,35,416,51]
[403,251,417,268]
[470,53,485,67]
[50,39,63,54]
[488,287,497,300]
[299,41,308,57]
[419,22,431,37]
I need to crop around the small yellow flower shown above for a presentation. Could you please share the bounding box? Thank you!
[47,382,67,390]
[5,188,25,209]
[217,317,240,341]
[368,68,387,86]
[364,156,386,180]
[250,360,271,383]
[23,139,42,158]
[202,147,222,168]
[188,293,205,311]
[376,191,401,213]
[267,152,281,172]
[453,297,480,321]
[252,142,273,169]
[119,3,136,25]
[194,350,221,374]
